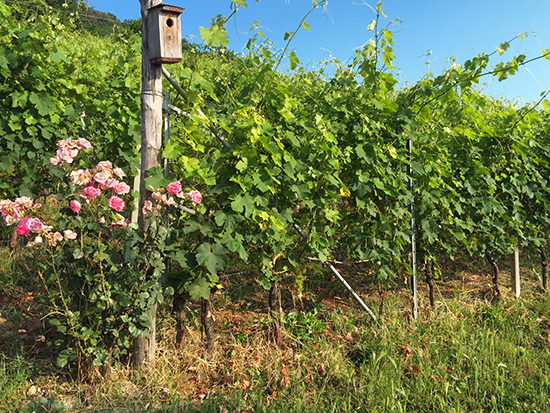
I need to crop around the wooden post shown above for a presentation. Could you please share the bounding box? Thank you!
[511,246,520,299]
[134,0,164,370]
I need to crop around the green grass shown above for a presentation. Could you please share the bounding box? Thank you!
[2,248,550,412]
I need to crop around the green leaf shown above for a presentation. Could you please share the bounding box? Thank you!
[199,25,229,47]
[0,156,13,169]
[139,314,152,328]
[29,92,56,116]
[196,242,228,276]
[51,43,65,62]
[367,19,376,31]
[231,193,255,217]
[289,51,300,70]
[187,277,211,300]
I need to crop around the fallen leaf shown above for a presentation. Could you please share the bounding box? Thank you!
[281,376,290,388]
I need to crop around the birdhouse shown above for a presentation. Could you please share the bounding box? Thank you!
[148,4,184,64]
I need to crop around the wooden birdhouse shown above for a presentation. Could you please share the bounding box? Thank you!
[148,4,184,64]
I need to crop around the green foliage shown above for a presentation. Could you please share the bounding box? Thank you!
[2,0,550,389]
[0,2,141,198]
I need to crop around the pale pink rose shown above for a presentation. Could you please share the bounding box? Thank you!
[81,186,101,201]
[176,191,186,199]
[70,169,92,186]
[98,217,106,224]
[33,204,41,209]
[63,230,77,240]
[1,202,20,226]
[94,170,112,184]
[57,146,78,163]
[53,232,63,241]
[188,190,202,205]
[34,236,42,244]
[114,182,130,195]
[113,167,125,178]
[142,200,153,214]
[4,213,19,226]
[167,181,182,194]
[70,200,81,214]
[49,155,62,166]
[151,192,162,200]
[76,138,93,150]
[40,225,54,233]
[28,218,43,232]
[15,197,34,208]
[96,161,112,171]
[165,196,175,206]
[111,213,129,227]
[108,196,125,212]
[105,178,118,189]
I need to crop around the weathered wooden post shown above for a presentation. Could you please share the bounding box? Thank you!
[135,0,183,369]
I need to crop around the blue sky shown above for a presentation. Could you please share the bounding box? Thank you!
[87,0,549,104]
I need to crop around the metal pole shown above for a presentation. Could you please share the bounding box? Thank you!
[163,91,171,178]
[294,222,376,320]
[327,262,377,320]
[407,137,418,320]
[511,245,520,298]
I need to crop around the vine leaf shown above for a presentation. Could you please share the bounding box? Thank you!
[196,242,227,277]
[188,277,211,300]
[231,193,255,217]
[199,25,229,47]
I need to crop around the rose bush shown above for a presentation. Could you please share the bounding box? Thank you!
[1,138,210,378]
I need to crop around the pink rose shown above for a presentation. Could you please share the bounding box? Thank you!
[167,181,182,194]
[108,196,125,212]
[70,200,81,214]
[114,182,130,195]
[16,217,30,236]
[57,146,78,163]
[113,167,125,178]
[81,186,101,201]
[98,217,106,224]
[49,156,62,166]
[28,218,43,232]
[76,138,93,150]
[70,169,92,186]
[188,190,202,205]
[53,232,63,241]
[94,171,111,184]
[15,197,33,208]
[96,161,112,171]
